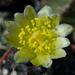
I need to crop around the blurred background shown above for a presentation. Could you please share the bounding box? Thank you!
[0,0,75,75]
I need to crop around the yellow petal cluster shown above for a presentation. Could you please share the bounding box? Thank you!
[5,5,73,68]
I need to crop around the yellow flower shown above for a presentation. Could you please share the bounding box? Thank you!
[5,5,73,68]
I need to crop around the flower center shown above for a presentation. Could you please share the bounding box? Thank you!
[17,16,58,53]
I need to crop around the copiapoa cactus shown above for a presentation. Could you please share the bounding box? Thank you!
[5,5,73,68]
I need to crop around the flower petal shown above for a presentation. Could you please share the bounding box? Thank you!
[51,14,59,27]
[51,49,66,59]
[5,34,20,47]
[14,13,31,28]
[24,5,36,21]
[56,24,73,37]
[37,5,52,21]
[30,53,52,68]
[53,37,70,49]
[5,21,19,35]
[14,49,35,63]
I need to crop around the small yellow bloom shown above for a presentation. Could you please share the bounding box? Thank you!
[5,5,73,68]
